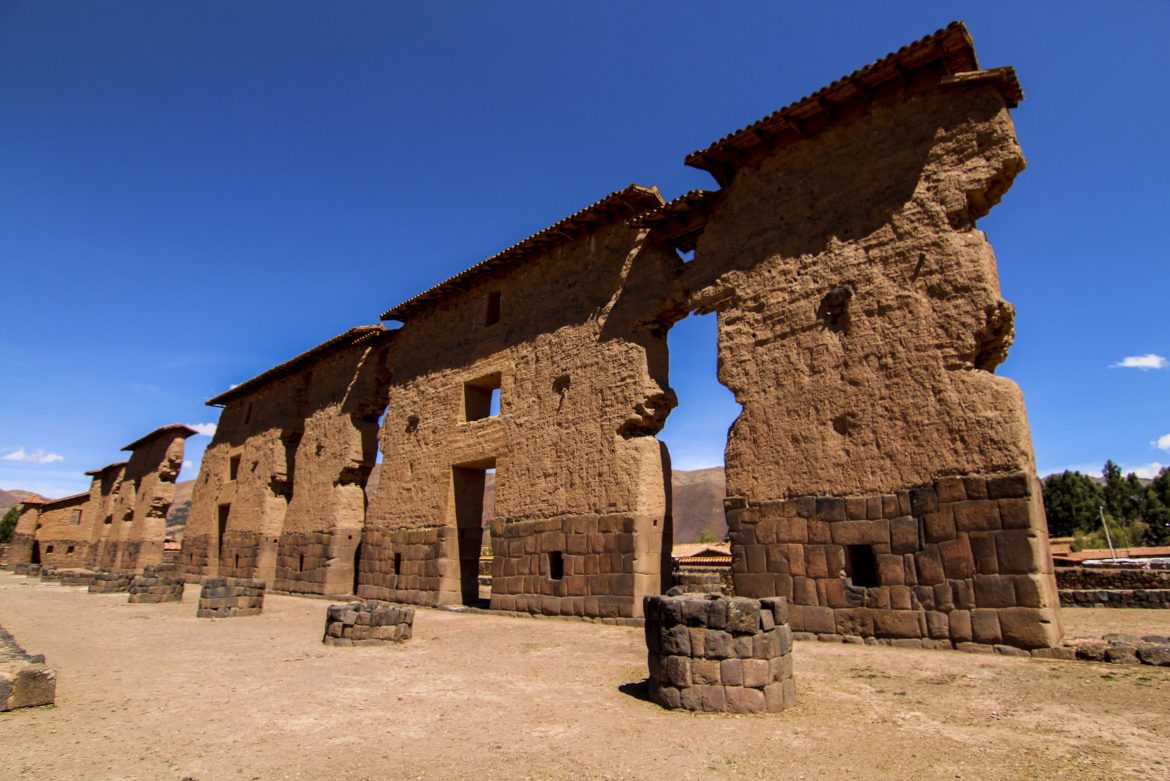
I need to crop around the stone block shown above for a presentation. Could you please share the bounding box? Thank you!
[935,477,966,503]
[951,500,1001,532]
[997,607,1059,650]
[890,516,920,553]
[938,537,975,580]
[987,473,1032,500]
[970,609,1002,645]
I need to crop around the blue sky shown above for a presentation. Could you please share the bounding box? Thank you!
[1,1,1167,497]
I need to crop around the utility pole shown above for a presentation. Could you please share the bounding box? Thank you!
[1099,505,1118,560]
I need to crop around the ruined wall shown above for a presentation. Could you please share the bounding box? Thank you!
[181,377,302,584]
[85,464,126,570]
[685,73,1061,649]
[363,197,678,618]
[27,494,92,569]
[115,430,189,572]
[4,502,42,566]
[276,338,391,596]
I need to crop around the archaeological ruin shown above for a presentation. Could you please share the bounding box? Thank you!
[5,23,1064,654]
[3,425,195,575]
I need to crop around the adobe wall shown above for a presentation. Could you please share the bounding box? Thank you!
[181,376,303,584]
[362,201,678,618]
[85,464,127,570]
[276,337,390,595]
[26,494,92,570]
[4,503,42,566]
[181,332,390,596]
[685,76,1061,649]
[89,428,191,574]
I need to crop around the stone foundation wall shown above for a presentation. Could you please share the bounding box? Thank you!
[219,531,262,580]
[357,525,448,606]
[128,571,185,603]
[1060,590,1170,609]
[55,570,96,587]
[489,513,661,619]
[197,577,265,617]
[89,571,133,593]
[177,533,212,582]
[1,625,56,712]
[274,530,361,596]
[671,568,731,595]
[728,472,1061,652]
[322,601,415,646]
[1056,567,1170,590]
[13,563,40,576]
[644,594,795,713]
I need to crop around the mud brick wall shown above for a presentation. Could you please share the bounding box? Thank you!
[89,571,133,593]
[128,573,185,603]
[489,513,661,619]
[672,568,733,595]
[644,594,795,713]
[197,577,265,617]
[1,625,56,712]
[356,525,447,606]
[322,601,414,646]
[728,472,1061,652]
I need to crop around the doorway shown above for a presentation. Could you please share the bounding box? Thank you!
[452,457,494,607]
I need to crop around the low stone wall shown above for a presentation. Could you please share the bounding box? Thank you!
[197,577,265,618]
[1060,589,1170,608]
[128,573,185,603]
[39,566,59,582]
[1065,633,1170,666]
[55,569,96,587]
[89,571,133,593]
[323,601,415,646]
[1057,567,1170,590]
[671,569,729,595]
[1,625,56,711]
[14,563,41,576]
[644,593,795,713]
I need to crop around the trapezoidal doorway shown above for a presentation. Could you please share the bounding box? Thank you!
[451,457,494,608]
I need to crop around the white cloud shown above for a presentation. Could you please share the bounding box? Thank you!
[182,460,194,470]
[188,422,217,437]
[1129,462,1165,480]
[1,448,65,464]
[1153,434,1170,453]
[1111,353,1167,370]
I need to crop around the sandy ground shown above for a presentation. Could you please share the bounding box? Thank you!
[1,572,1168,781]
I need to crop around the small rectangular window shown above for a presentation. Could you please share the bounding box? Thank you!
[547,550,564,581]
[45,544,54,554]
[484,291,501,326]
[393,552,402,576]
[463,372,502,422]
[103,515,113,525]
[66,545,75,554]
[229,455,241,481]
[70,509,82,525]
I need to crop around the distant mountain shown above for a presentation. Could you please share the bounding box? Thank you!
[1,488,48,512]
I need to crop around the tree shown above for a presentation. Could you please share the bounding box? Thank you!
[1041,471,1103,537]
[697,528,719,544]
[1144,467,1170,545]
[0,506,19,544]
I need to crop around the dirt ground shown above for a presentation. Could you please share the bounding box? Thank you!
[1,572,1168,781]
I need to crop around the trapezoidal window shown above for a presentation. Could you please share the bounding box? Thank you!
[484,291,501,326]
[70,509,81,525]
[463,372,501,422]
[228,455,241,481]
[547,550,564,581]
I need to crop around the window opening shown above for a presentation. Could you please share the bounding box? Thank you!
[243,402,253,426]
[393,551,402,577]
[547,550,564,581]
[299,553,306,572]
[104,515,112,525]
[229,455,241,481]
[484,291,501,326]
[845,545,879,588]
[352,542,363,596]
[45,544,55,554]
[67,545,75,554]
[463,372,502,422]
[216,504,230,566]
[70,509,82,525]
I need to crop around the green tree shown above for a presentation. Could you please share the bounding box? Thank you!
[697,528,718,544]
[1041,471,1103,537]
[1101,460,1128,521]
[1144,467,1170,545]
[0,506,19,544]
